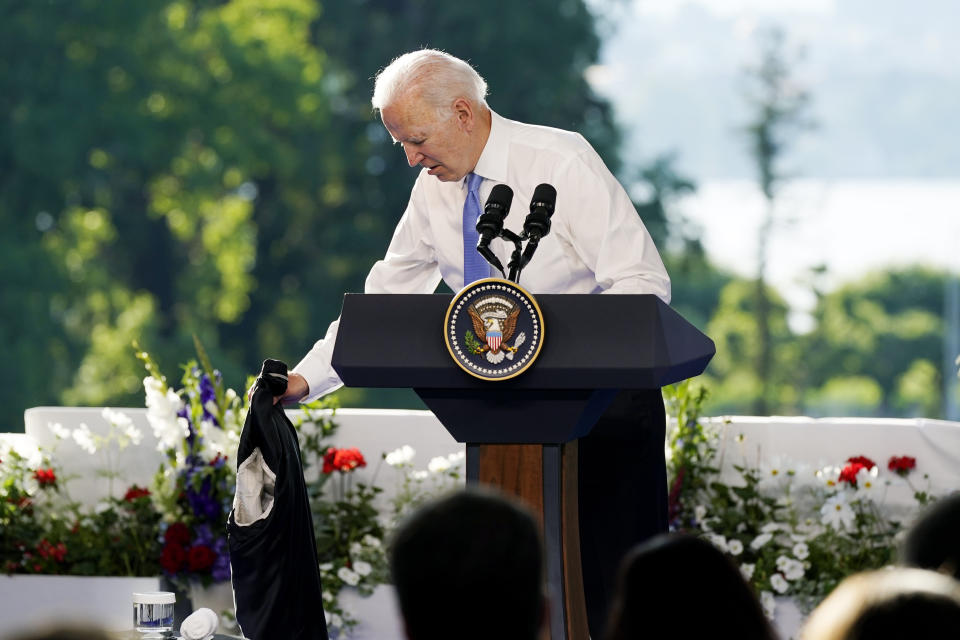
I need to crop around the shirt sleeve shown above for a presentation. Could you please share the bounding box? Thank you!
[556,140,671,302]
[292,175,442,402]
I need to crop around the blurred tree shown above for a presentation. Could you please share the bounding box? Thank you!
[801,267,947,417]
[0,0,642,428]
[740,27,812,414]
[701,278,801,415]
[0,0,331,429]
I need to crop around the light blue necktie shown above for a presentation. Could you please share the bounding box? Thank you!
[462,172,489,284]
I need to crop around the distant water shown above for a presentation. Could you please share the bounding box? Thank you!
[673,179,960,328]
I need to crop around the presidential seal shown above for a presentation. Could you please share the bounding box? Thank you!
[444,278,544,381]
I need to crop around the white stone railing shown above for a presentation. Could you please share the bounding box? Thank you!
[2,408,959,639]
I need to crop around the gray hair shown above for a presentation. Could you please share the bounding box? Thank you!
[371,49,488,119]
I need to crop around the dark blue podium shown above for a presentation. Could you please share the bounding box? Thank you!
[332,293,715,640]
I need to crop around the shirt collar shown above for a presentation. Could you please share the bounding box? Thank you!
[464,109,509,188]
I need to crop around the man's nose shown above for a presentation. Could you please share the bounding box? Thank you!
[403,145,422,167]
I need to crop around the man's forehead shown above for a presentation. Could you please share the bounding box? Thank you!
[381,92,436,140]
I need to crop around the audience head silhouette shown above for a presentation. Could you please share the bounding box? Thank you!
[605,533,777,640]
[900,491,960,579]
[801,567,960,640]
[6,625,113,640]
[389,489,544,640]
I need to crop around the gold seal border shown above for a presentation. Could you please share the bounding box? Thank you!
[443,277,545,382]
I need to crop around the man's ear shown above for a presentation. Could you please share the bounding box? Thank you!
[452,97,474,132]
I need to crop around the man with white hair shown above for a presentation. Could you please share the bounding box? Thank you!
[279,49,671,637]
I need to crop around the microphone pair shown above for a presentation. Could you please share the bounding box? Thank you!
[476,183,557,278]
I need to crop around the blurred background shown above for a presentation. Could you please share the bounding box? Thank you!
[2,0,958,432]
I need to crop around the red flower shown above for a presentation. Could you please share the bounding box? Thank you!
[160,543,187,574]
[839,462,866,486]
[846,455,877,470]
[187,544,216,572]
[123,485,151,502]
[36,539,67,563]
[322,447,367,474]
[164,522,191,546]
[33,468,57,488]
[333,448,366,472]
[888,455,916,476]
[322,448,338,474]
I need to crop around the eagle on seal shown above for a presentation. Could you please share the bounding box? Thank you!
[468,304,520,355]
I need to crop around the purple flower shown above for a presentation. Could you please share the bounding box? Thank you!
[211,537,231,582]
[199,372,220,426]
[185,475,220,522]
[193,524,214,546]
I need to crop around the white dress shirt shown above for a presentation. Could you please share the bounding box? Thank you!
[293,110,670,401]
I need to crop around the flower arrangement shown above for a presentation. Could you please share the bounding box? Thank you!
[1,434,162,577]
[296,402,389,636]
[4,339,468,637]
[136,341,242,588]
[665,380,937,620]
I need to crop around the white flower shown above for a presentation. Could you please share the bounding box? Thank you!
[201,422,237,461]
[694,504,708,523]
[48,422,70,440]
[783,559,805,581]
[776,555,791,572]
[330,614,343,629]
[427,456,451,473]
[770,573,789,594]
[337,567,360,586]
[760,455,795,486]
[385,445,416,467]
[761,522,784,534]
[446,450,466,465]
[362,534,381,548]
[816,465,841,488]
[103,408,143,446]
[72,423,97,454]
[322,591,334,604]
[705,533,728,553]
[740,563,755,581]
[821,493,856,530]
[144,376,186,451]
[411,470,429,481]
[854,465,880,501]
[350,542,364,555]
[792,542,809,560]
[319,562,334,572]
[776,555,805,580]
[760,591,776,620]
[750,532,773,550]
[727,539,744,556]
[353,561,372,577]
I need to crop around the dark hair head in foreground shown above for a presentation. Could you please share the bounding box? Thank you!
[389,488,544,640]
[801,567,960,640]
[900,491,960,579]
[5,625,113,640]
[605,533,777,640]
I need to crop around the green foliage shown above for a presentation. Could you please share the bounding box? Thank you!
[702,278,801,414]
[801,267,947,417]
[0,0,633,427]
[0,447,162,577]
[464,329,483,354]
